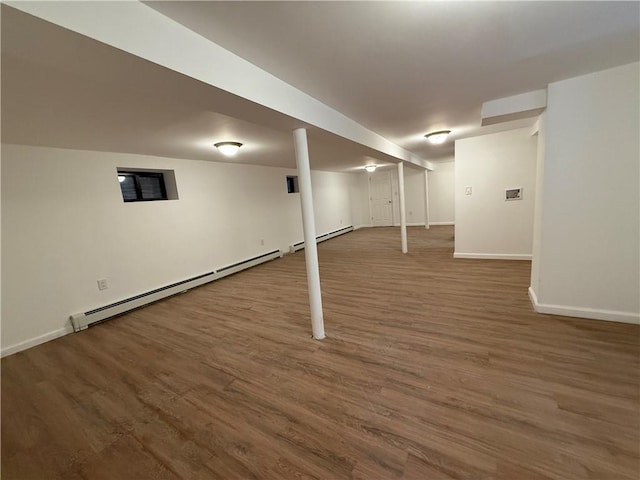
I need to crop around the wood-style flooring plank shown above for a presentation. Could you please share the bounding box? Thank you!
[2,226,638,479]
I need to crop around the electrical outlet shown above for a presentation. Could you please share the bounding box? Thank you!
[97,279,108,291]
[409,210,413,216]
[465,186,473,195]
[260,239,264,246]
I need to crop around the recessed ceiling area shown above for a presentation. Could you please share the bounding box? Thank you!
[147,1,640,158]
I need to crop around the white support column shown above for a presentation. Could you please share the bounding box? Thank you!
[293,128,326,340]
[398,162,408,254]
[424,169,430,229]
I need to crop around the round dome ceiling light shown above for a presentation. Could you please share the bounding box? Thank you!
[214,141,243,157]
[424,130,452,145]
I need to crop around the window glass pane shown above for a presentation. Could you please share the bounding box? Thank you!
[138,175,164,200]
[286,175,299,193]
[120,175,138,201]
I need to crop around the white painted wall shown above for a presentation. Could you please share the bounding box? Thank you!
[0,151,2,338]
[348,172,371,229]
[390,166,428,226]
[427,159,455,225]
[530,112,546,295]
[310,170,353,236]
[1,144,355,352]
[454,128,537,259]
[530,62,639,323]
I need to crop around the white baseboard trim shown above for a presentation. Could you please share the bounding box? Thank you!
[360,223,456,229]
[528,285,540,307]
[528,287,640,325]
[393,222,455,227]
[1,325,74,358]
[454,252,532,260]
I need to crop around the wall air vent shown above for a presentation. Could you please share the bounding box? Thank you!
[505,187,523,201]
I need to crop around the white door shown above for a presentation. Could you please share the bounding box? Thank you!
[370,171,393,226]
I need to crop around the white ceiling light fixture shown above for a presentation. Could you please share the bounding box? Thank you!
[424,130,452,145]
[365,165,377,173]
[214,141,243,156]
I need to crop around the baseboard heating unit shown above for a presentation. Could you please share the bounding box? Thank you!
[70,249,282,332]
[290,225,353,253]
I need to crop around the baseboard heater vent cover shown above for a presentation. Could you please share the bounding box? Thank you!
[70,249,282,332]
[290,225,353,253]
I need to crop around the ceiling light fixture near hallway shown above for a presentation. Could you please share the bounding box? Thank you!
[214,141,243,156]
[365,165,377,173]
[424,130,452,145]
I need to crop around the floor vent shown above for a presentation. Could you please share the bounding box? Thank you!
[70,249,282,332]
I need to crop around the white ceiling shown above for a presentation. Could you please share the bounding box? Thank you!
[2,1,639,171]
[1,5,404,172]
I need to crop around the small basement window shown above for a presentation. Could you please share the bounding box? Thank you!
[117,169,178,202]
[286,175,299,194]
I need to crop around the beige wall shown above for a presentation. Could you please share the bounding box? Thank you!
[1,144,356,352]
[454,128,538,259]
[530,62,639,323]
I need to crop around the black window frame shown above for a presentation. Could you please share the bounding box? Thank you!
[119,171,168,202]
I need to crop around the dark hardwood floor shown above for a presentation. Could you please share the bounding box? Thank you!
[2,226,639,479]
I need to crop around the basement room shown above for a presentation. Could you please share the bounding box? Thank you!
[1,2,639,479]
